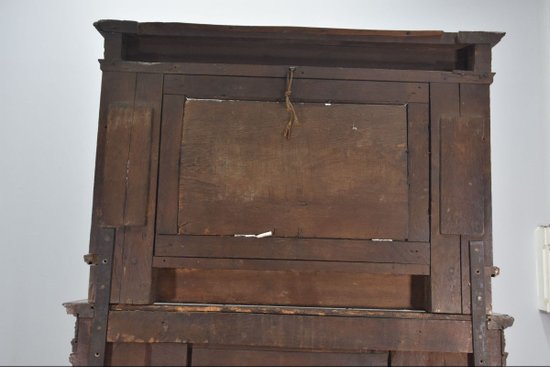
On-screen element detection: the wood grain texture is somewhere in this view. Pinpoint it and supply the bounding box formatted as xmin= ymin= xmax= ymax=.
xmin=407 ymin=103 xmax=430 ymax=241
xmin=153 ymin=257 xmax=429 ymax=275
xmin=178 ymin=100 xmax=409 ymax=239
xmin=106 ymin=343 xmax=188 ymax=366
xmin=429 ymin=83 xmax=462 ymax=313
xmin=156 ymin=94 xmax=186 ymax=234
xmin=90 ymin=71 xmax=136 ymax=303
xmin=107 ymin=310 xmax=473 ymax=353
xmin=155 ymin=235 xmax=430 ymax=264
xmin=101 ymin=60 xmax=495 ymax=84
xmin=440 ymin=116 xmax=485 ymax=236
xmin=192 ymin=346 xmax=388 ymax=366
xmin=164 ymin=75 xmax=428 ymax=103
xmin=118 ymin=73 xmax=163 ymax=304
xmin=390 ymin=351 xmax=469 ymax=366
xmin=154 ymin=268 xmax=427 ymax=309
xmin=459 ymin=83 xmax=493 ymax=314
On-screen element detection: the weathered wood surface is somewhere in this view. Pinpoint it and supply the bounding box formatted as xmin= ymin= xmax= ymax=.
xmin=100 ymin=60 xmax=495 ymax=84
xmin=155 ymin=235 xmax=429 ymax=264
xmin=390 ymin=351 xmax=469 ymax=366
xmin=106 ymin=343 xmax=188 ymax=366
xmin=107 ymin=310 xmax=473 ymax=353
xmin=440 ymin=116 xmax=485 ymax=236
xmin=154 ymin=268 xmax=426 ymax=308
xmin=178 ymin=100 xmax=409 ymax=239
xmin=153 ymin=257 xmax=429 ymax=275
xmin=429 ymin=83 xmax=462 ymax=313
xmin=192 ymin=347 xmax=388 ymax=366
xmin=164 ymin=75 xmax=428 ymax=103
xmin=118 ymin=73 xmax=164 ymax=304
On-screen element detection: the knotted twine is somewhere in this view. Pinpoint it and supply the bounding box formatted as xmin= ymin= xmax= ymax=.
xmin=282 ymin=67 xmax=299 ymax=139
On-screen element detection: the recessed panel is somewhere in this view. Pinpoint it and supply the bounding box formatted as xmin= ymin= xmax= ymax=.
xmin=179 ymin=100 xmax=408 ymax=239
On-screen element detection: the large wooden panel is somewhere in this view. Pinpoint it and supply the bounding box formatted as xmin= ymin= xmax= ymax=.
xmin=107 ymin=310 xmax=474 ymax=353
xmin=192 ymin=346 xmax=388 ymax=366
xmin=154 ymin=268 xmax=427 ymax=309
xmin=155 ymin=235 xmax=430 ymax=264
xmin=178 ymin=100 xmax=409 ymax=239
xmin=440 ymin=116 xmax=485 ymax=235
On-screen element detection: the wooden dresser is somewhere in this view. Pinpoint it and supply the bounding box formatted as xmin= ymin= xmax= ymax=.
xmin=64 ymin=20 xmax=513 ymax=366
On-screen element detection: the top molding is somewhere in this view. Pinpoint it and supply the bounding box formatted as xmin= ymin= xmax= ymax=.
xmin=94 ymin=19 xmax=505 ymax=47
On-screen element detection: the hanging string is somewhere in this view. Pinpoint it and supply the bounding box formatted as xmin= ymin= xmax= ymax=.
xmin=282 ymin=67 xmax=299 ymax=139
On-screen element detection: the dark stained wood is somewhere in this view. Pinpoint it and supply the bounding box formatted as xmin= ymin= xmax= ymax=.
xmin=470 ymin=241 xmax=488 ymax=366
xmin=88 ymin=228 xmax=116 ymax=366
xmin=440 ymin=116 xmax=485 ymax=235
xmin=111 ymin=303 xmax=471 ymax=321
xmin=155 ymin=235 xmax=430 ymax=264
xmin=100 ymin=105 xmax=133 ymax=226
xmin=192 ymin=346 xmax=388 ymax=366
xmin=153 ymin=257 xmax=429 ymax=275
xmin=154 ymin=268 xmax=427 ymax=309
xmin=101 ymin=60 xmax=495 ymax=84
xmin=70 ymin=317 xmax=92 ymax=366
xmin=107 ymin=310 xmax=474 ymax=353
xmin=110 ymin=227 xmax=125 ymax=303
xmin=390 ymin=351 xmax=469 ymax=366
xmin=118 ymin=73 xmax=164 ymax=304
xmin=178 ymin=100 xmax=409 ymax=240
xmin=165 ymin=75 xmax=428 ymax=103
xmin=407 ymin=103 xmax=430 ymax=241
xmin=459 ymin=83 xmax=493 ymax=314
xmin=106 ymin=343 xmax=188 ymax=366
xmin=156 ymin=94 xmax=186 ymax=234
xmin=123 ymin=106 xmax=153 ymax=226
xmin=429 ymin=83 xmax=462 ymax=314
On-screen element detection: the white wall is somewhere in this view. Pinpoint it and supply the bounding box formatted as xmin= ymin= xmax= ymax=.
xmin=1 ymin=0 xmax=548 ymax=365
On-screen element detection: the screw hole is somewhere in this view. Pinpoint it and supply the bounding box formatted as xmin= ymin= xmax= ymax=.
xmin=102 ymin=259 xmax=108 ymax=264
xmin=94 ymin=352 xmax=100 ymax=358
xmin=475 ymin=269 xmax=480 ymax=275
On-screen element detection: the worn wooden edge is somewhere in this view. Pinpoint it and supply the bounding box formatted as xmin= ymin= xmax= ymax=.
xmin=107 ymin=309 xmax=473 ymax=353
xmin=99 ymin=60 xmax=495 ymax=84
xmin=110 ymin=303 xmax=471 ymax=321
xmin=487 ymin=314 xmax=514 ymax=330
xmin=94 ymin=19 xmax=504 ymax=47
xmin=64 ymin=300 xmax=95 ymax=318
xmin=152 ymin=257 xmax=429 ymax=275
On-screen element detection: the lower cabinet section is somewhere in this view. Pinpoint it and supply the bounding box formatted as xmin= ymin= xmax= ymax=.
xmin=65 ymin=301 xmax=510 ymax=366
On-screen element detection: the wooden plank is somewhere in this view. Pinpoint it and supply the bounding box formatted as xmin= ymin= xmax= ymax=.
xmin=70 ymin=317 xmax=92 ymax=366
xmin=440 ymin=116 xmax=485 ymax=235
xmin=390 ymin=351 xmax=468 ymax=366
xmin=459 ymin=83 xmax=493 ymax=314
xmin=107 ymin=310 xmax=473 ymax=353
xmin=156 ymin=94 xmax=186 ymax=234
xmin=88 ymin=228 xmax=116 ymax=366
xmin=154 ymin=268 xmax=427 ymax=309
xmin=192 ymin=346 xmax=388 ymax=366
xmin=106 ymin=343 xmax=188 ymax=366
xmin=429 ymin=82 xmax=462 ymax=313
xmin=470 ymin=241 xmax=488 ymax=366
xmin=100 ymin=104 xmax=133 ymax=226
xmin=407 ymin=103 xmax=430 ymax=241
xmin=123 ymin=106 xmax=153 ymax=226
xmin=178 ymin=100 xmax=409 ymax=240
xmin=89 ymin=71 xmax=136 ymax=303
xmin=165 ymin=75 xmax=428 ymax=103
xmin=461 ymin=235 xmax=471 ymax=314
xmin=155 ymin=235 xmax=430 ymax=264
xmin=112 ymin=303 xmax=469 ymax=320
xmin=153 ymin=257 xmax=429 ymax=275
xmin=118 ymin=73 xmax=163 ymax=304
xmin=101 ymin=60 xmax=495 ymax=84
